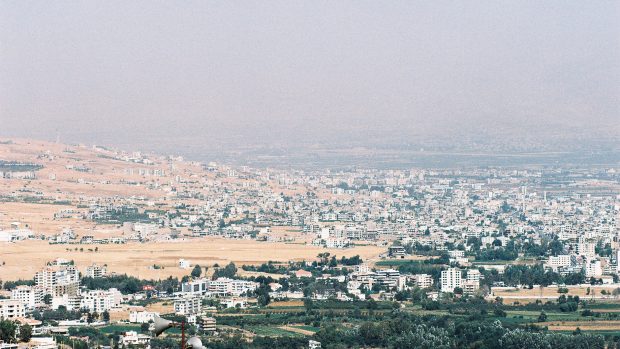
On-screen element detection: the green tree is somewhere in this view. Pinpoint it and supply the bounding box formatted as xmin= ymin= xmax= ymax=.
xmin=140 ymin=322 xmax=150 ymax=333
xmin=19 ymin=323 xmax=32 ymax=342
xmin=43 ymin=294 xmax=52 ymax=305
xmin=0 ymin=319 xmax=17 ymax=343
xmin=191 ymin=265 xmax=202 ymax=278
xmin=304 ymin=298 xmax=314 ymax=312
xmin=538 ymin=311 xmax=547 ymax=322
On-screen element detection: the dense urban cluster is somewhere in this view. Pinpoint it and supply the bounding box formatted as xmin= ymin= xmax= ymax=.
xmin=1 ymin=143 xmax=620 ymax=348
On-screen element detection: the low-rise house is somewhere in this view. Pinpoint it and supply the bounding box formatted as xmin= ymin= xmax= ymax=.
xmin=119 ymin=331 xmax=151 ymax=349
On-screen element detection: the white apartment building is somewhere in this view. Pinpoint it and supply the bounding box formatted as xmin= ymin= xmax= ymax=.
xmin=576 ymin=241 xmax=596 ymax=259
xmin=413 ymin=274 xmax=433 ymax=289
xmin=210 ymin=278 xmax=259 ymax=296
xmin=324 ymin=238 xmax=349 ymax=249
xmin=375 ymin=269 xmax=401 ymax=289
xmin=462 ymin=269 xmax=481 ymax=295
xmin=440 ymin=268 xmax=462 ymax=293
xmin=585 ymin=259 xmax=603 ymax=278
xmin=129 ymin=311 xmax=159 ymax=324
xmin=466 ymin=269 xmax=481 ymax=283
xmin=132 ymin=223 xmax=159 ymax=240
xmin=181 ymin=277 xmax=258 ymax=297
xmin=51 ymin=294 xmax=81 ymax=311
xmin=0 ymin=300 xmax=25 ymax=319
xmin=174 ymin=296 xmax=201 ymax=315
xmin=85 ymin=264 xmax=108 ymax=278
xmin=80 ymin=289 xmax=122 ymax=313
xmin=35 ymin=265 xmax=80 ymax=297
xmin=547 ymin=255 xmax=572 ymax=271
xmin=11 ymin=285 xmax=44 ymax=309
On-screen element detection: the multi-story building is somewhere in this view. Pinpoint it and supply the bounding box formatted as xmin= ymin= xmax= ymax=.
xmin=576 ymin=240 xmax=596 ymax=259
xmin=466 ymin=269 xmax=481 ymax=284
xmin=375 ymin=269 xmax=401 ymax=289
xmin=199 ymin=317 xmax=217 ymax=333
xmin=546 ymin=255 xmax=573 ymax=271
xmin=413 ymin=274 xmax=433 ymax=289
xmin=585 ymin=259 xmax=603 ymax=278
xmin=181 ymin=277 xmax=258 ymax=297
xmin=440 ymin=268 xmax=462 ymax=293
xmin=35 ymin=265 xmax=80 ymax=297
xmin=85 ymin=264 xmax=108 ymax=278
xmin=80 ymin=289 xmax=122 ymax=313
xmin=0 ymin=300 xmax=25 ymax=319
xmin=129 ymin=311 xmax=159 ymax=324
xmin=181 ymin=278 xmax=208 ymax=295
xmin=11 ymin=285 xmax=44 ymax=309
xmin=174 ymin=296 xmax=201 ymax=315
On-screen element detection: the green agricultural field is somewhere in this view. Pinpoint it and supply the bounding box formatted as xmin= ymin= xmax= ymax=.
xmin=291 ymin=325 xmax=320 ymax=333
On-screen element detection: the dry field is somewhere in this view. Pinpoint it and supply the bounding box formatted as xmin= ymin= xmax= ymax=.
xmin=541 ymin=320 xmax=620 ymax=331
xmin=0 ymin=239 xmax=383 ymax=281
xmin=0 ymin=202 xmax=96 ymax=236
xmin=278 ymin=325 xmax=315 ymax=336
xmin=493 ymin=285 xmax=620 ymax=300
xmin=268 ymin=300 xmax=304 ymax=308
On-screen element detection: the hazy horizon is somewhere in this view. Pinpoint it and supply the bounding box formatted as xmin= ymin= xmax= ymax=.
xmin=1 ymin=1 xmax=619 ymax=165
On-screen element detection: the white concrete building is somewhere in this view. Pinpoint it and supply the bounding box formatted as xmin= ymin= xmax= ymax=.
xmin=547 ymin=255 xmax=572 ymax=271
xmin=0 ymin=300 xmax=25 ymax=319
xmin=174 ymin=296 xmax=201 ymax=315
xmin=85 ymin=264 xmax=108 ymax=278
xmin=466 ymin=269 xmax=481 ymax=283
xmin=129 ymin=311 xmax=159 ymax=324
xmin=11 ymin=285 xmax=44 ymax=309
xmin=585 ymin=259 xmax=603 ymax=278
xmin=35 ymin=265 xmax=80 ymax=297
xmin=179 ymin=259 xmax=191 ymax=269
xmin=80 ymin=289 xmax=122 ymax=313
xmin=181 ymin=277 xmax=258 ymax=297
xmin=413 ymin=274 xmax=434 ymax=289
xmin=119 ymin=331 xmax=151 ymax=348
xmin=440 ymin=268 xmax=462 ymax=293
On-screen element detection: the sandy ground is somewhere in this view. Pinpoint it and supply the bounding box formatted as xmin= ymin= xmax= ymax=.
xmin=0 ymin=238 xmax=383 ymax=281
xmin=493 ymin=285 xmax=620 ymax=299
xmin=279 ymin=325 xmax=315 ymax=335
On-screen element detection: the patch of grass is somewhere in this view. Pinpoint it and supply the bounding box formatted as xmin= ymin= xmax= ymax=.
xmin=292 ymin=325 xmax=320 ymax=333
xmin=375 ymin=260 xmax=421 ymax=267
xmin=98 ymin=324 xmax=141 ymax=334
xmin=585 ymin=303 xmax=620 ymax=310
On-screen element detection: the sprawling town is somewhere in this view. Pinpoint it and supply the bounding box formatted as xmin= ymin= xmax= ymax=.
xmin=0 ymin=139 xmax=618 ymax=348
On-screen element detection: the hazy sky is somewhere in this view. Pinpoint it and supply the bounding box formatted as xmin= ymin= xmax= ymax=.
xmin=1 ymin=1 xmax=618 ymax=153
